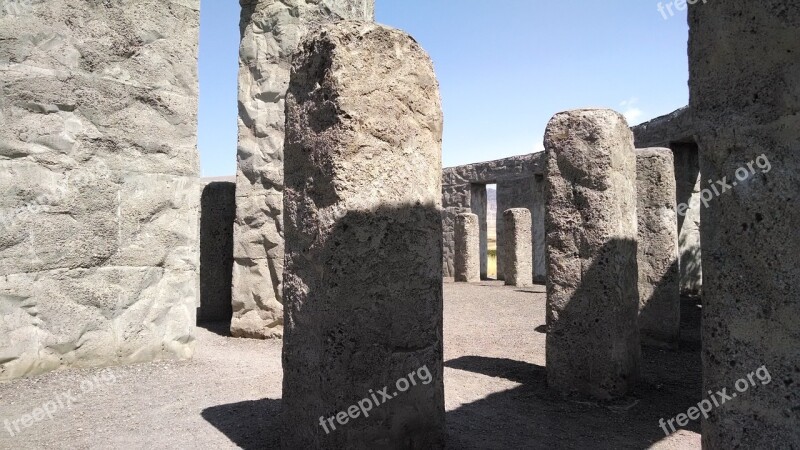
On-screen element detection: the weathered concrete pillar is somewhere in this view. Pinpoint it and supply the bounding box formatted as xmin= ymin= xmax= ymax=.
xmin=496 ymin=178 xmax=535 ymax=282
xmin=232 ymin=0 xmax=375 ymax=339
xmin=455 ymin=213 xmax=480 ymax=282
xmin=672 ymin=142 xmax=702 ymax=296
xmin=690 ymin=2 xmax=800 ymax=447
xmin=199 ymin=181 xmax=236 ymax=324
xmin=283 ymin=22 xmax=445 ymax=448
xmin=0 ymin=0 xmax=200 ymax=380
xmin=636 ymin=149 xmax=680 ymax=348
xmin=470 ymin=184 xmax=488 ymax=279
xmin=503 ymin=209 xmax=533 ymax=287
xmin=544 ymin=109 xmax=640 ymax=399
xmin=532 ymin=175 xmax=547 ymax=283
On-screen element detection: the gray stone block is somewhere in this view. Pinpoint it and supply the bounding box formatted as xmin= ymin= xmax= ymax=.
xmin=454 ymin=213 xmax=480 ymax=282
xmin=544 ymin=109 xmax=640 ymax=400
xmin=502 ymin=208 xmax=533 ymax=287
xmin=0 ymin=0 xmax=200 ymax=380
xmin=282 ymin=22 xmax=444 ymax=448
xmin=636 ymin=148 xmax=680 ymax=348
xmin=199 ymin=182 xmax=235 ymax=324
xmin=232 ymin=0 xmax=375 ymax=340
xmin=689 ymin=1 xmax=800 ymax=447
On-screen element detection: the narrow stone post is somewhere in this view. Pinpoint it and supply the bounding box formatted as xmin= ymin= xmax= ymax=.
xmin=455 ymin=213 xmax=480 ymax=282
xmin=636 ymin=148 xmax=680 ymax=348
xmin=544 ymin=109 xmax=640 ymax=399
xmin=282 ymin=22 xmax=445 ymax=449
xmin=232 ymin=0 xmax=375 ymax=339
xmin=502 ymin=209 xmax=533 ymax=287
xmin=690 ymin=2 xmax=800 ymax=447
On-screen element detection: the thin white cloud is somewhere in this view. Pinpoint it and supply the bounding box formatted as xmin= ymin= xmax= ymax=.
xmin=620 ymin=97 xmax=644 ymax=124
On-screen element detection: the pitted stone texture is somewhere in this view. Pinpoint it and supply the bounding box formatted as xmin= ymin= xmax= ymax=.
xmin=199 ymin=181 xmax=235 ymax=324
xmin=0 ymin=0 xmax=200 ymax=380
xmin=283 ymin=22 xmax=444 ymax=448
xmin=636 ymin=148 xmax=679 ymax=348
xmin=232 ymin=0 xmax=374 ymax=340
xmin=502 ymin=208 xmax=533 ymax=287
xmin=544 ymin=109 xmax=640 ymax=400
xmin=690 ymin=2 xmax=800 ymax=447
xmin=632 ymin=110 xmax=703 ymax=296
xmin=672 ymin=144 xmax=702 ymax=296
xmin=455 ymin=213 xmax=480 ymax=282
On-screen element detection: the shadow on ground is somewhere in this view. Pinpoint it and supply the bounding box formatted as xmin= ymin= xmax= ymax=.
xmin=196 ymin=321 xmax=232 ymax=337
xmin=202 ymin=398 xmax=281 ymax=449
xmin=445 ymin=295 xmax=702 ymax=449
xmin=201 ymin=300 xmax=701 ymax=449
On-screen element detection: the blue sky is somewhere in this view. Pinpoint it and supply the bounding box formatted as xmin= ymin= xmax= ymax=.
xmin=198 ymin=0 xmax=689 ymax=177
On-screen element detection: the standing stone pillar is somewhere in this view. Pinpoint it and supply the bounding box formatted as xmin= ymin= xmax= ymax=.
xmin=690 ymin=2 xmax=800 ymax=447
xmin=282 ymin=22 xmax=445 ymax=448
xmin=199 ymin=181 xmax=236 ymax=324
xmin=503 ymin=209 xmax=533 ymax=287
xmin=636 ymin=149 xmax=680 ymax=348
xmin=0 ymin=0 xmax=200 ymax=380
xmin=544 ymin=109 xmax=640 ymax=399
xmin=232 ymin=0 xmax=375 ymax=339
xmin=455 ymin=213 xmax=480 ymax=282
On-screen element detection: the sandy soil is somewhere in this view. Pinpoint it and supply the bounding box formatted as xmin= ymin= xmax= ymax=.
xmin=0 ymin=282 xmax=702 ymax=449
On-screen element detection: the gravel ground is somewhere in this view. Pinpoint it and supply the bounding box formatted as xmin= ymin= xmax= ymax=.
xmin=0 ymin=281 xmax=702 ymax=449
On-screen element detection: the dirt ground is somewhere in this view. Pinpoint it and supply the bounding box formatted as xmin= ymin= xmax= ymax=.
xmin=0 ymin=282 xmax=702 ymax=449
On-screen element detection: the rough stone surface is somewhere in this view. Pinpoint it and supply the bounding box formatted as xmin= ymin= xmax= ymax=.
xmin=672 ymin=143 xmax=702 ymax=296
xmin=282 ymin=22 xmax=445 ymax=448
xmin=636 ymin=149 xmax=680 ymax=348
xmin=502 ymin=209 xmax=533 ymax=287
xmin=631 ymin=107 xmax=694 ymax=148
xmin=633 ymin=109 xmax=702 ymax=296
xmin=199 ymin=181 xmax=236 ymax=324
xmin=0 ymin=0 xmax=200 ymax=381
xmin=689 ymin=2 xmax=800 ymax=447
xmin=455 ymin=214 xmax=480 ymax=282
xmin=232 ymin=0 xmax=374 ymax=339
xmin=442 ymin=153 xmax=543 ymax=279
xmin=544 ymin=109 xmax=640 ymax=399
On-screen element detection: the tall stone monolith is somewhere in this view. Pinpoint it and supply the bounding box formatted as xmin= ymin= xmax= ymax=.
xmin=503 ymin=208 xmax=533 ymax=287
xmin=689 ymin=2 xmax=800 ymax=447
xmin=636 ymin=148 xmax=680 ymax=348
xmin=282 ymin=22 xmax=445 ymax=448
xmin=544 ymin=109 xmax=640 ymax=399
xmin=232 ymin=0 xmax=375 ymax=339
xmin=0 ymin=0 xmax=200 ymax=381
xmin=455 ymin=213 xmax=480 ymax=282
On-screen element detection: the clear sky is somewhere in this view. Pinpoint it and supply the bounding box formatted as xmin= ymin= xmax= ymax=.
xmin=198 ymin=0 xmax=690 ymax=177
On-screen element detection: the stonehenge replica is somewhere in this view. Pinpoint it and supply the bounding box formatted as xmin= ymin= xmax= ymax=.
xmin=636 ymin=148 xmax=680 ymax=348
xmin=454 ymin=213 xmax=480 ymax=282
xmin=231 ymin=0 xmax=375 ymax=340
xmin=543 ymin=109 xmax=641 ymax=399
xmin=281 ymin=21 xmax=444 ymax=447
xmin=502 ymin=208 xmax=533 ymax=287
xmin=0 ymin=0 xmax=797 ymax=447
